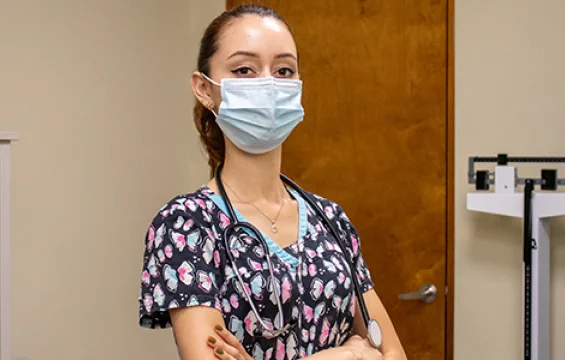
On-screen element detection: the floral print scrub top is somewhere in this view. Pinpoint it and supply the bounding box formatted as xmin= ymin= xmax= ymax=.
xmin=138 ymin=185 xmax=374 ymax=359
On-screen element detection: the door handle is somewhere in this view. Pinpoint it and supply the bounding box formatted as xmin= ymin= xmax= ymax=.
xmin=398 ymin=284 xmax=437 ymax=303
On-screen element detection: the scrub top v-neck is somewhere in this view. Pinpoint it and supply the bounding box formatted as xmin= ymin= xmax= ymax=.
xmin=205 ymin=185 xmax=308 ymax=269
xmin=138 ymin=185 xmax=374 ymax=359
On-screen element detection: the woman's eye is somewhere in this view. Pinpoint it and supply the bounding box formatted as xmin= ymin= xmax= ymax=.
xmin=276 ymin=68 xmax=295 ymax=77
xmin=231 ymin=67 xmax=253 ymax=76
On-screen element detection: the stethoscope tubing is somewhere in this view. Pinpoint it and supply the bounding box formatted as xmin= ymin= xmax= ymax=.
xmin=214 ymin=164 xmax=372 ymax=336
xmin=278 ymin=174 xmax=372 ymax=329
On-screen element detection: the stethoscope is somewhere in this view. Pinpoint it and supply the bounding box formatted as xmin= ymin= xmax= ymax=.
xmin=215 ymin=165 xmax=382 ymax=349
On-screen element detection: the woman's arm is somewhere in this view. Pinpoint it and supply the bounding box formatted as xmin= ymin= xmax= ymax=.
xmin=303 ymin=347 xmax=358 ymax=360
xmin=139 ymin=197 xmax=231 ymax=359
xmin=327 ymin=201 xmax=406 ymax=359
xmin=209 ymin=325 xmax=381 ymax=360
xmin=171 ymin=306 xmax=228 ymax=360
xmin=352 ymin=289 xmax=407 ymax=359
xmin=305 ymin=335 xmax=383 ymax=360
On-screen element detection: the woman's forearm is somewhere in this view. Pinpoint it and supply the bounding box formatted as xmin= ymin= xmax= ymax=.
xmin=305 ymin=347 xmax=358 ymax=360
xmin=383 ymin=351 xmax=407 ymax=360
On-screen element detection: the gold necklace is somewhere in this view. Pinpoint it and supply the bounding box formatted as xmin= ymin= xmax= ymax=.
xmin=223 ymin=181 xmax=286 ymax=234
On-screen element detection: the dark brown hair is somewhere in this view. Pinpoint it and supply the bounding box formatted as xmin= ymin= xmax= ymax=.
xmin=194 ymin=5 xmax=292 ymax=177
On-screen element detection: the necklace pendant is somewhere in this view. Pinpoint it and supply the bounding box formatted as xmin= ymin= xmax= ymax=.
xmin=271 ymin=222 xmax=279 ymax=234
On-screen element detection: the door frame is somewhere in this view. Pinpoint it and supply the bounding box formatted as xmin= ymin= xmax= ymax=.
xmin=446 ymin=0 xmax=455 ymax=358
xmin=224 ymin=1 xmax=456 ymax=358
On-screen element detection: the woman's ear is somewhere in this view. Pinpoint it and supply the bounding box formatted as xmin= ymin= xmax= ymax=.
xmin=191 ymin=71 xmax=215 ymax=110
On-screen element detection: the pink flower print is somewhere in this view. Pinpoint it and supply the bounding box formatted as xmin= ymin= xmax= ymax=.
xmin=286 ymin=333 xmax=298 ymax=359
xmin=303 ymin=304 xmax=314 ymax=323
xmin=213 ymin=250 xmax=220 ymax=267
xmin=281 ymin=276 xmax=293 ymax=304
xmin=309 ymin=325 xmax=316 ymax=341
xmin=351 ymin=234 xmax=359 ymax=255
xmin=184 ymin=199 xmax=197 ymax=211
xmin=310 ymin=278 xmax=324 ymax=300
xmin=248 ymin=259 xmax=263 ymax=271
xmin=244 ymin=311 xmax=257 ymax=335
xmin=202 ymin=238 xmax=214 ymax=264
xmin=164 ymin=245 xmax=173 ymax=258
xmin=154 ymin=224 xmax=166 ymax=248
xmin=305 ymin=248 xmax=317 ymax=259
xmin=219 ymin=212 xmax=230 ymax=229
xmin=324 ymin=206 xmax=334 ymax=219
xmin=222 ymin=298 xmax=231 ymax=313
xmin=141 ymin=271 xmax=150 ymax=286
xmin=229 ymin=294 xmax=239 ymax=309
xmin=147 ymin=226 xmax=155 ymax=251
xmin=325 ymin=239 xmax=336 ymax=251
xmin=319 ymin=317 xmax=331 ymax=346
xmin=195 ymin=198 xmax=206 ymax=209
xmin=170 ymin=231 xmax=186 ymax=252
xmin=142 ymin=293 xmax=153 ymax=313
xmin=197 ymin=271 xmax=213 ymax=293
xmin=308 ymin=264 xmax=317 ymax=277
xmin=332 ymin=295 xmax=343 ymax=310
xmin=301 ymin=328 xmax=309 ymax=342
xmin=314 ymin=303 xmax=325 ymax=324
xmin=177 ymin=261 xmax=195 ymax=285
xmin=275 ymin=338 xmax=285 ymax=360
xmin=152 ymin=284 xmax=165 ymax=307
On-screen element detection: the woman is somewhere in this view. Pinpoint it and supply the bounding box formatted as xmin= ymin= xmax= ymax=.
xmin=139 ymin=5 xmax=406 ymax=360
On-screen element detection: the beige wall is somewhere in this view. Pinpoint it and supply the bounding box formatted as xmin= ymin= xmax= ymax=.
xmin=454 ymin=1 xmax=565 ymax=359
xmin=1 ymin=1 xmax=222 ymax=359
xmin=1 ymin=0 xmax=564 ymax=359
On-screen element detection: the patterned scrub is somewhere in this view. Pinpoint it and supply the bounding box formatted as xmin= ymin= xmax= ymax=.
xmin=138 ymin=185 xmax=374 ymax=359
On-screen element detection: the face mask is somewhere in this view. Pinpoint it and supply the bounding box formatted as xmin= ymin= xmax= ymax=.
xmin=202 ymin=74 xmax=305 ymax=154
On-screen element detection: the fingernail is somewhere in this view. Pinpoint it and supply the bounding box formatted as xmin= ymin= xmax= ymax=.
xmin=215 ymin=325 xmax=223 ymax=331
xmin=215 ymin=348 xmax=224 ymax=355
xmin=207 ymin=336 xmax=216 ymax=344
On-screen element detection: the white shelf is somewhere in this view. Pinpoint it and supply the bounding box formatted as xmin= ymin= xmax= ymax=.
xmin=0 ymin=132 xmax=17 ymax=360
xmin=0 ymin=133 xmax=18 ymax=141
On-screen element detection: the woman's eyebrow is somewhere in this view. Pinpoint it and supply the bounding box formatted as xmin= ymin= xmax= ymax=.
xmin=274 ymin=53 xmax=297 ymax=61
xmin=227 ymin=50 xmax=259 ymax=60
xmin=226 ymin=51 xmax=297 ymax=61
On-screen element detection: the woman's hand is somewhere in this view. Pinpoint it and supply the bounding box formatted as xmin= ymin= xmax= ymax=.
xmin=342 ymin=335 xmax=384 ymax=360
xmin=205 ymin=325 xmax=384 ymax=360
xmin=206 ymin=325 xmax=253 ymax=360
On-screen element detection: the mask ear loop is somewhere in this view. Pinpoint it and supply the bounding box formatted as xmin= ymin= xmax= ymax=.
xmin=200 ymin=73 xmax=220 ymax=118
xmin=201 ymin=73 xmax=221 ymax=86
xmin=207 ymin=106 xmax=218 ymax=119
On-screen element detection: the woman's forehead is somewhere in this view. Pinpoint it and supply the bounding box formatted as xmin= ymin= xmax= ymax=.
xmin=216 ymin=15 xmax=297 ymax=60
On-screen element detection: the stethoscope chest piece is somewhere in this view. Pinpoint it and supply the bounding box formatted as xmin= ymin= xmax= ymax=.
xmin=367 ymin=319 xmax=383 ymax=349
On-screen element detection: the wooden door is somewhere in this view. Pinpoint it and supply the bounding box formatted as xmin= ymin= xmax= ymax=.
xmin=227 ymin=1 xmax=454 ymax=359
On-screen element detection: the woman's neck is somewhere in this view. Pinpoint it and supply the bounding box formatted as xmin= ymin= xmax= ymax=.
xmin=219 ymin=146 xmax=286 ymax=204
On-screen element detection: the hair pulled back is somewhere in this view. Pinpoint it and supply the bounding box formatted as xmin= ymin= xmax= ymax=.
xmin=194 ymin=5 xmax=291 ymax=177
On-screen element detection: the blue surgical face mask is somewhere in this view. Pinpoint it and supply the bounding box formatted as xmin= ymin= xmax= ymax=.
xmin=202 ymin=74 xmax=305 ymax=154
